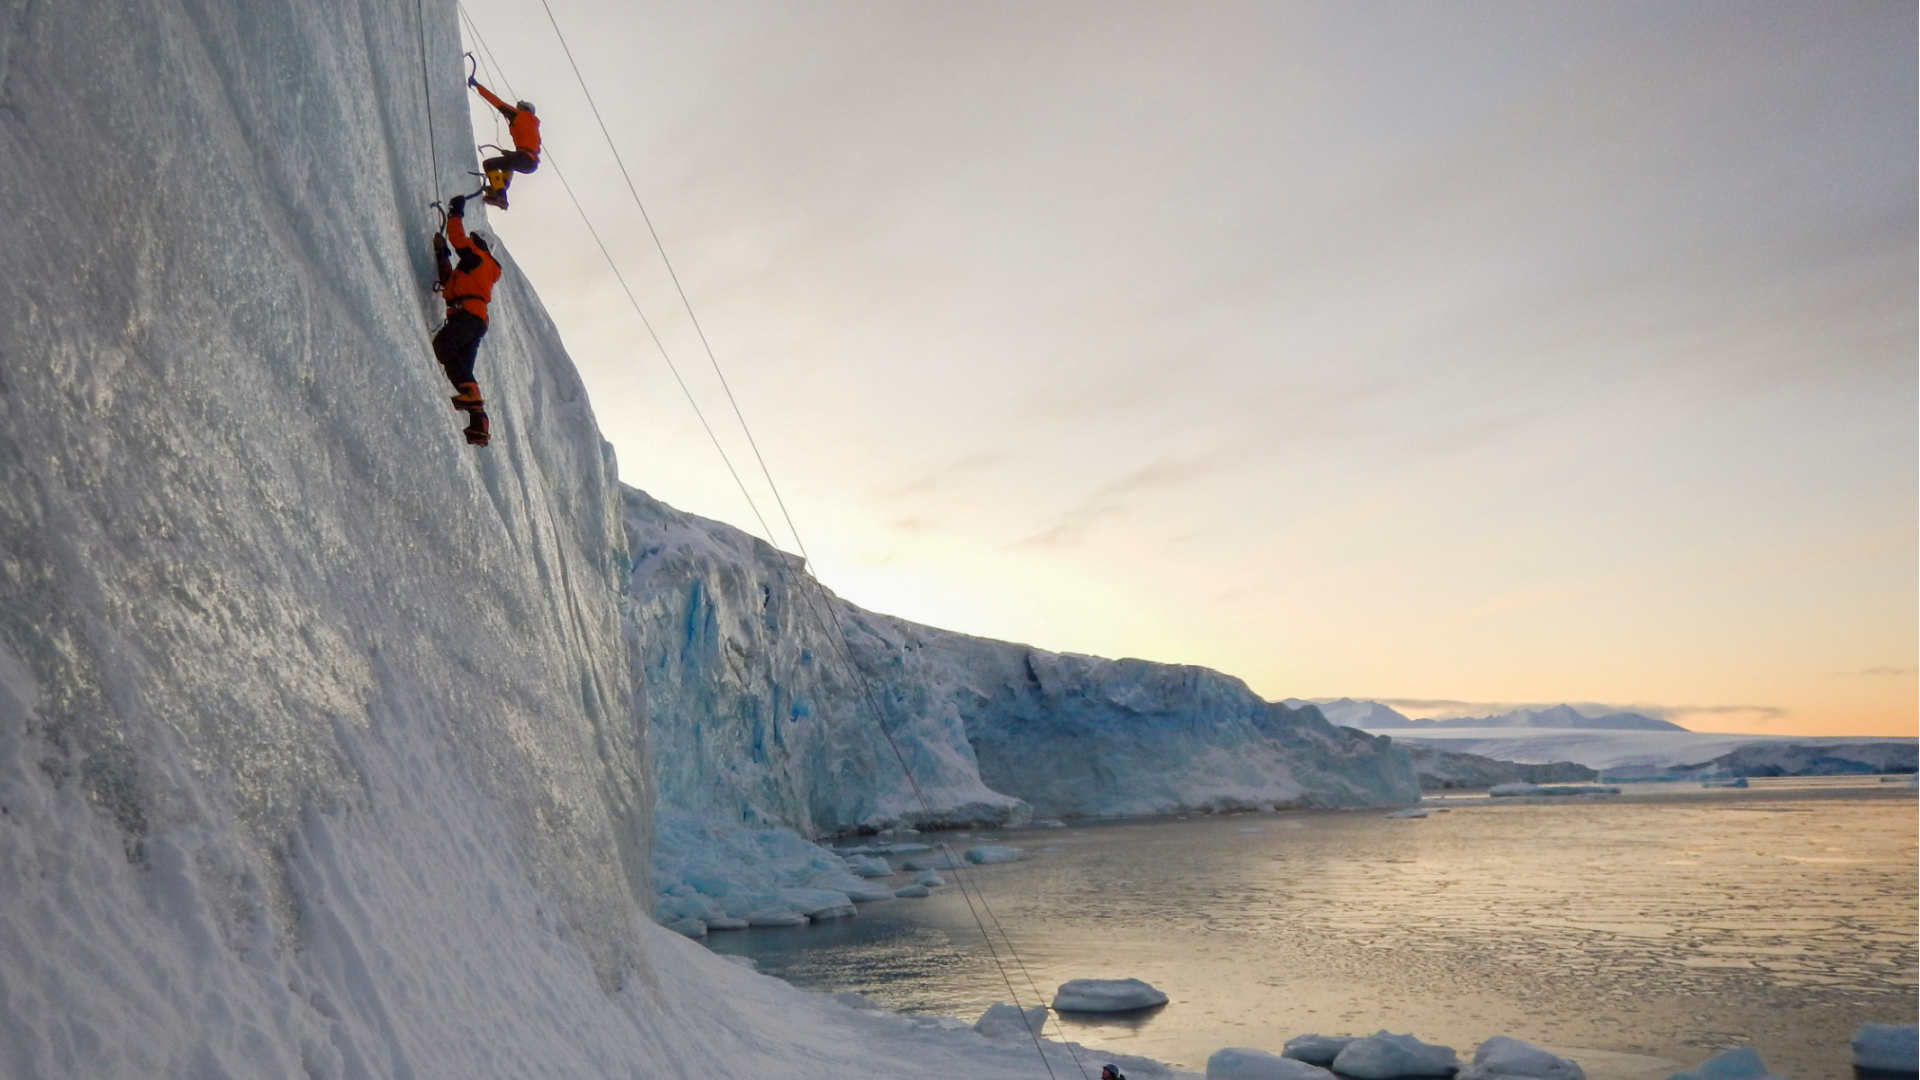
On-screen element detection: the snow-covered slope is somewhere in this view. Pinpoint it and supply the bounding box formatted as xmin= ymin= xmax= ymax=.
xmin=0 ymin=2 xmax=1206 ymax=1076
xmin=626 ymin=490 xmax=1420 ymax=830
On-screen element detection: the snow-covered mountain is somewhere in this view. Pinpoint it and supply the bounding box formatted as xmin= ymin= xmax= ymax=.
xmin=1302 ymin=699 xmax=1685 ymax=732
xmin=0 ymin=0 xmax=1408 ymax=1073
xmin=627 ymin=489 xmax=1419 ymax=831
xmin=1284 ymin=697 xmax=1416 ymax=729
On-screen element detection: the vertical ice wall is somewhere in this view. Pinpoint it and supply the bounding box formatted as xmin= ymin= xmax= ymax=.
xmin=0 ymin=0 xmax=669 ymax=1070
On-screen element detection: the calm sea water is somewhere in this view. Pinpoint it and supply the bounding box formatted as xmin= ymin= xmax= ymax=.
xmin=704 ymin=780 xmax=1917 ymax=1080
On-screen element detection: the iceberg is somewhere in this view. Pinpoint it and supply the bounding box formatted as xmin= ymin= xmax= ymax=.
xmin=1210 ymin=1047 xmax=1338 ymax=1080
xmin=846 ymin=854 xmax=894 ymax=877
xmin=966 ymin=845 xmax=1023 ymax=864
xmin=1459 ymin=1037 xmax=1586 ymax=1080
xmin=893 ymin=884 xmax=932 ymax=898
xmin=1663 ymin=1046 xmax=1787 ymax=1080
xmin=1488 ymin=783 xmax=1619 ymax=798
xmin=1052 ymin=978 xmax=1170 ymax=1013
xmin=1332 ymin=1032 xmax=1461 ymax=1079
xmin=1387 ymin=808 xmax=1429 ymax=819
xmin=1852 ymin=1023 xmax=1918 ymax=1074
xmin=975 ymin=1002 xmax=1050 ymax=1041
xmin=1283 ymin=1034 xmax=1358 ymax=1066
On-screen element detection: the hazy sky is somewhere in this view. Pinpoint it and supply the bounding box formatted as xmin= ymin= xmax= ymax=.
xmin=452 ymin=1 xmax=1915 ymax=736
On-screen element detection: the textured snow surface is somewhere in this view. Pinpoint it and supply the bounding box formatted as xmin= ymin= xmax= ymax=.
xmin=1209 ymin=1046 xmax=1339 ymax=1080
xmin=1851 ymin=1023 xmax=1918 ymax=1073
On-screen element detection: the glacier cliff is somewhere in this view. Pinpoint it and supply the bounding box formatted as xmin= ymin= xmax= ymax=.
xmin=626 ymin=488 xmax=1419 ymax=835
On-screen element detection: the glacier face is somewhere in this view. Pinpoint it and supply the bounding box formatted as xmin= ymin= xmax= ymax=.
xmin=626 ymin=489 xmax=1420 ymax=834
xmin=0 ymin=0 xmax=656 ymax=1038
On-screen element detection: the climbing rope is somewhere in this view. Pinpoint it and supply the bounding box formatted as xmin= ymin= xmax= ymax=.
xmin=456 ymin=9 xmax=1088 ymax=1078
xmin=414 ymin=0 xmax=439 ymax=191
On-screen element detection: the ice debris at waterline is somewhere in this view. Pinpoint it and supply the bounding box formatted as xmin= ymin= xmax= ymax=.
xmin=1665 ymin=1046 xmax=1788 ymax=1080
xmin=1387 ymin=808 xmax=1429 ymax=818
xmin=1489 ymin=783 xmax=1621 ymax=798
xmin=1210 ymin=1046 xmax=1337 ymax=1080
xmin=651 ymin=813 xmax=898 ymax=936
xmin=975 ymin=1003 xmax=1051 ymax=1041
xmin=1458 ymin=1037 xmax=1585 ymax=1080
xmin=1852 ymin=1023 xmax=1919 ymax=1074
xmin=1053 ymin=977 xmax=1171 ymax=1012
xmin=1284 ymin=1034 xmax=1359 ymax=1065
xmin=965 ymin=844 xmax=1023 ymax=863
xmin=1332 ymin=1031 xmax=1461 ymax=1079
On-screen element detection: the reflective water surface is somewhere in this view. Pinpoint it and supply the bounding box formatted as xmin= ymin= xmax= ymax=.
xmin=705 ymin=780 xmax=1917 ymax=1079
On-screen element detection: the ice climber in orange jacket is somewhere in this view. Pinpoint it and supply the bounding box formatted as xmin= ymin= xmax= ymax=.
xmin=431 ymin=195 xmax=501 ymax=446
xmin=469 ymin=76 xmax=540 ymax=210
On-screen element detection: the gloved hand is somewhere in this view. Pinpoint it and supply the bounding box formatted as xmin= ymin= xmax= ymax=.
xmin=468 ymin=75 xmax=478 ymax=87
xmin=433 ymin=233 xmax=449 ymax=255
xmin=447 ymin=194 xmax=466 ymax=217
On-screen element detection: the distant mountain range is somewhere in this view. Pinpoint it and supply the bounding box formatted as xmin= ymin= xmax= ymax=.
xmin=1284 ymin=698 xmax=1688 ymax=732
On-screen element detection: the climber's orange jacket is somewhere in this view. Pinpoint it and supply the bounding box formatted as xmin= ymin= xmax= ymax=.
xmin=474 ymin=82 xmax=541 ymax=159
xmin=442 ymin=216 xmax=501 ymax=323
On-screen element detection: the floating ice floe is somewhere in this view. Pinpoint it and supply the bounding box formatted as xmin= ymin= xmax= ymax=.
xmin=1488 ymin=783 xmax=1619 ymax=798
xmin=965 ymin=845 xmax=1022 ymax=864
xmin=1852 ymin=1023 xmax=1918 ymax=1073
xmin=1459 ymin=1037 xmax=1585 ymax=1080
xmin=1700 ymin=778 xmax=1748 ymax=789
xmin=1051 ymin=977 xmax=1169 ymax=1013
xmin=1209 ymin=1046 xmax=1337 ymax=1080
xmin=893 ymin=884 xmax=931 ymax=898
xmin=1664 ymin=1046 xmax=1787 ymax=1080
xmin=745 ymin=908 xmax=809 ymax=928
xmin=1283 ymin=1034 xmax=1357 ymax=1066
xmin=902 ymin=852 xmax=964 ymax=871
xmin=974 ymin=1003 xmax=1050 ymax=1041
xmin=1386 ymin=808 xmax=1428 ymax=819
xmin=1238 ymin=826 xmax=1266 ymax=833
xmin=845 ymin=855 xmax=893 ymax=877
xmin=1332 ymin=1031 xmax=1460 ymax=1079
xmin=915 ymin=869 xmax=946 ymax=887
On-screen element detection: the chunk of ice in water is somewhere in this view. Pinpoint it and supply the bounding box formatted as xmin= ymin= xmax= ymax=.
xmin=1460 ymin=1037 xmax=1585 ymax=1080
xmin=1209 ymin=1046 xmax=1337 ymax=1080
xmin=914 ymin=870 xmax=944 ymax=887
xmin=1283 ymin=1034 xmax=1357 ymax=1066
xmin=1851 ymin=1024 xmax=1917 ymax=1074
xmin=1332 ymin=1031 xmax=1460 ymax=1079
xmin=902 ymin=852 xmax=962 ymax=871
xmin=965 ymin=845 xmax=1021 ymax=864
xmin=893 ymin=884 xmax=931 ymax=898
xmin=1052 ymin=977 xmax=1169 ymax=1013
xmin=974 ymin=1002 xmax=1049 ymax=1041
xmin=1664 ymin=1047 xmax=1787 ymax=1080
xmin=1386 ymin=808 xmax=1428 ymax=819
xmin=845 ymin=855 xmax=892 ymax=877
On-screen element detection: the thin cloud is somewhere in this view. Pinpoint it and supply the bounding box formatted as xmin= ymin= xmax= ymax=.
xmin=1826 ymin=666 xmax=1919 ymax=678
xmin=1014 ymin=451 xmax=1222 ymax=548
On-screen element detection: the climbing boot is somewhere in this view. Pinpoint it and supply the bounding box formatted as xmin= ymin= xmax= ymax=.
xmin=450 ymin=382 xmax=484 ymax=410
xmin=482 ymin=169 xmax=508 ymax=209
xmin=463 ymin=410 xmax=491 ymax=447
